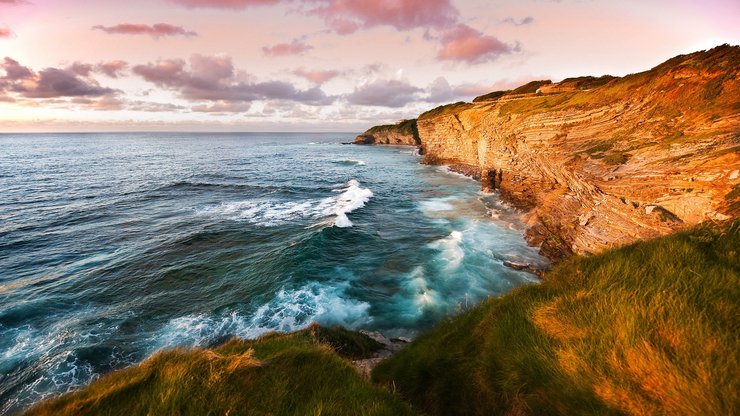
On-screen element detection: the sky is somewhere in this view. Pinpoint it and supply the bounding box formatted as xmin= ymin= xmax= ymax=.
xmin=0 ymin=0 xmax=738 ymax=132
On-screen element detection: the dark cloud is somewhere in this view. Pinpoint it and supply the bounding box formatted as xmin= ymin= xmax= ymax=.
xmin=92 ymin=23 xmax=197 ymax=38
xmin=22 ymin=68 xmax=115 ymax=98
xmin=1 ymin=57 xmax=116 ymax=99
xmin=133 ymin=54 xmax=334 ymax=105
xmin=1 ymin=57 xmax=33 ymax=80
xmin=346 ymin=78 xmax=422 ymax=107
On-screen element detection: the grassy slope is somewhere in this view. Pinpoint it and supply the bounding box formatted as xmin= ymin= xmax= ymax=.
xmin=373 ymin=220 xmax=739 ymax=415
xmin=365 ymin=119 xmax=418 ymax=137
xmin=25 ymin=325 xmax=416 ymax=416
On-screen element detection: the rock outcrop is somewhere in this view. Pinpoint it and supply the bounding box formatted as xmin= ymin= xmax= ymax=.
xmin=354 ymin=119 xmax=420 ymax=145
xmin=360 ymin=44 xmax=740 ymax=261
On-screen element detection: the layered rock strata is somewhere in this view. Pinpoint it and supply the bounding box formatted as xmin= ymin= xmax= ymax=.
xmin=361 ymin=45 xmax=740 ymax=261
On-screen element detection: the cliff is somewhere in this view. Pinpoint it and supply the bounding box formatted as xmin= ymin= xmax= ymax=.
xmin=354 ymin=118 xmax=420 ymax=145
xmin=362 ymin=44 xmax=740 ymax=260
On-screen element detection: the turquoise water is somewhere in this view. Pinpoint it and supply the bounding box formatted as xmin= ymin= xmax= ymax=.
xmin=0 ymin=133 xmax=546 ymax=413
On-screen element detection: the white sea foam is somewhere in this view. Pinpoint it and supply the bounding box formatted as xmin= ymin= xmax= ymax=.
xmin=418 ymin=198 xmax=455 ymax=212
xmin=198 ymin=180 xmax=372 ymax=228
xmin=428 ymin=230 xmax=465 ymax=269
xmin=0 ymin=312 xmax=119 ymax=414
xmin=153 ymin=281 xmax=371 ymax=350
xmin=333 ymin=159 xmax=366 ymax=166
xmin=326 ymin=179 xmax=373 ymax=228
xmin=435 ymin=165 xmax=477 ymax=181
xmin=198 ymin=199 xmax=332 ymax=226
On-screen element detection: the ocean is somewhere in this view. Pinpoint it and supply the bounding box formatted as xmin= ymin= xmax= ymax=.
xmin=0 ymin=132 xmax=546 ymax=414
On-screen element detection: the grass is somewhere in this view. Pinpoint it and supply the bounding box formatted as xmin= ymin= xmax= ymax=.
xmin=25 ymin=325 xmax=415 ymax=416
xmin=373 ymin=220 xmax=740 ymax=415
xmin=419 ymin=102 xmax=473 ymax=120
xmin=472 ymin=90 xmax=509 ymax=102
xmin=510 ymin=80 xmax=552 ymax=94
xmin=366 ymin=118 xmax=418 ymax=138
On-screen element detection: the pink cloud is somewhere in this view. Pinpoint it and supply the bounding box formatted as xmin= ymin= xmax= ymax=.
xmin=1 ymin=57 xmax=33 ymax=80
xmin=92 ymin=23 xmax=197 ymax=38
xmin=1 ymin=57 xmax=116 ymax=99
xmin=133 ymin=54 xmax=333 ymax=105
xmin=308 ymin=0 xmax=458 ymax=34
xmin=170 ymin=0 xmax=282 ymax=8
xmin=98 ymin=60 xmax=128 ymax=78
xmin=262 ymin=40 xmax=313 ymax=56
xmin=293 ymin=67 xmax=340 ymax=84
xmin=346 ymin=78 xmax=422 ymax=107
xmin=0 ymin=0 xmax=28 ymax=4
xmin=0 ymin=28 xmax=12 ymax=38
xmin=67 ymin=62 xmax=94 ymax=77
xmin=437 ymin=24 xmax=512 ymax=64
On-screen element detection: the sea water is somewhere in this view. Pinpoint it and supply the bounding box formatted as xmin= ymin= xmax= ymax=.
xmin=0 ymin=132 xmax=546 ymax=413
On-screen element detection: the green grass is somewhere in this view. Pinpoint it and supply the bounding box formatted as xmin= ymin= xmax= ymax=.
xmin=373 ymin=220 xmax=740 ymax=415
xmin=509 ymin=80 xmax=552 ymax=94
xmin=419 ymin=102 xmax=473 ymax=120
xmin=25 ymin=325 xmax=415 ymax=416
xmin=366 ymin=118 xmax=418 ymax=138
xmin=472 ymin=90 xmax=509 ymax=102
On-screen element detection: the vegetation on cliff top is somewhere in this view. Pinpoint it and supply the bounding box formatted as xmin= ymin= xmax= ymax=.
xmin=373 ymin=220 xmax=739 ymax=415
xmin=25 ymin=325 xmax=414 ymax=416
xmin=365 ymin=118 xmax=418 ymax=137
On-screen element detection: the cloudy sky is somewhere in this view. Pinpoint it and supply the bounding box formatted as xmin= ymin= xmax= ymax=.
xmin=0 ymin=0 xmax=738 ymax=132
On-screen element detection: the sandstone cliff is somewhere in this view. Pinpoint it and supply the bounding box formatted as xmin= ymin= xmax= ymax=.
xmin=361 ymin=45 xmax=740 ymax=261
xmin=355 ymin=119 xmax=420 ymax=145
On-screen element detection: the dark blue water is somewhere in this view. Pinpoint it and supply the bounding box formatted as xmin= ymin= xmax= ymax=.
xmin=0 ymin=132 xmax=546 ymax=414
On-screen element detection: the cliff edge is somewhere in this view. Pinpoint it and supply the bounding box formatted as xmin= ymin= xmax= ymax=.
xmin=360 ymin=44 xmax=740 ymax=261
xmin=354 ymin=118 xmax=420 ymax=145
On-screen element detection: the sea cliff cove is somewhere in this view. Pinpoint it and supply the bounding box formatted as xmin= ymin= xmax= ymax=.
xmin=1 ymin=1 xmax=739 ymax=415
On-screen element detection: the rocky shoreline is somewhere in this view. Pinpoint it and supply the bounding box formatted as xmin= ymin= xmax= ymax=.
xmin=355 ymin=45 xmax=739 ymax=262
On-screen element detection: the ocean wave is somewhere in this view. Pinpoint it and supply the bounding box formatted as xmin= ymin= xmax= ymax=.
xmin=195 ymin=179 xmax=372 ymax=228
xmin=197 ymin=199 xmax=333 ymax=226
xmin=428 ymin=230 xmax=465 ymax=269
xmin=153 ymin=281 xmax=371 ymax=350
xmin=332 ymin=159 xmax=366 ymax=166
xmin=328 ymin=179 xmax=373 ymax=228
xmin=435 ymin=165 xmax=477 ymax=181
xmin=0 ymin=315 xmax=121 ymax=415
xmin=418 ymin=197 xmax=456 ymax=213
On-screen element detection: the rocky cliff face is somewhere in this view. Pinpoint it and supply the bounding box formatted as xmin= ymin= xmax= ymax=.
xmin=362 ymin=45 xmax=740 ymax=261
xmin=355 ymin=119 xmax=420 ymax=145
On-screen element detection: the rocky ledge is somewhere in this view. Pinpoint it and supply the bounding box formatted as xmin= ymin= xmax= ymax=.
xmin=354 ymin=118 xmax=420 ymax=145
xmin=358 ymin=45 xmax=740 ymax=261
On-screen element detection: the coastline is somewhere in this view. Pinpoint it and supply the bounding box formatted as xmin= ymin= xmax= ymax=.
xmin=355 ymin=45 xmax=739 ymax=262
